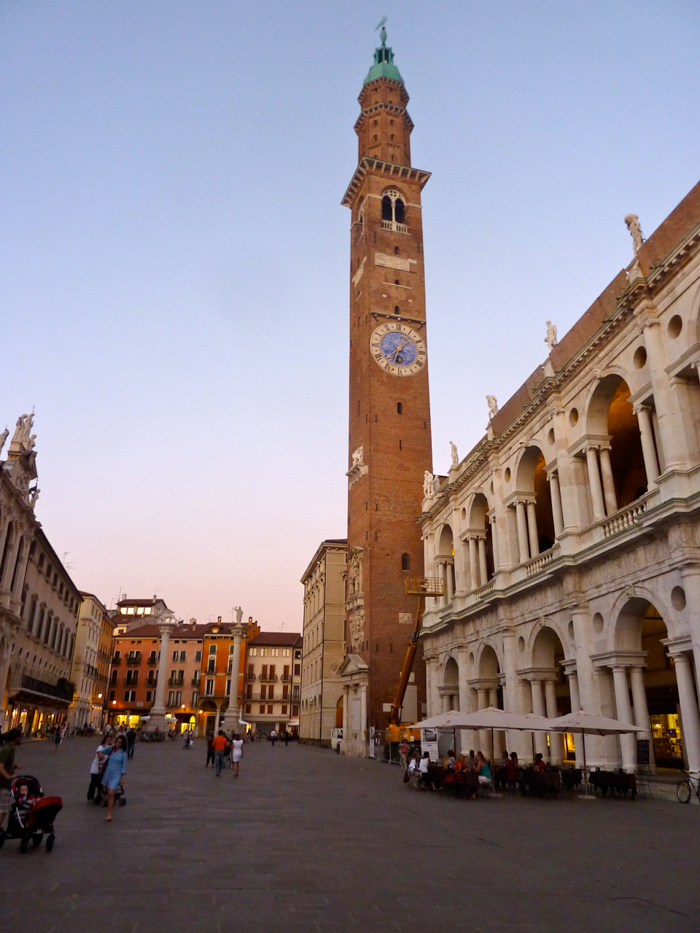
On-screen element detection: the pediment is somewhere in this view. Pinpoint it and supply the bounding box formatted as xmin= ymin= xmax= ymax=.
xmin=338 ymin=653 xmax=369 ymax=676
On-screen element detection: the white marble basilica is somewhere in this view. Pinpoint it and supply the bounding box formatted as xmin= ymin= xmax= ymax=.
xmin=419 ymin=182 xmax=700 ymax=773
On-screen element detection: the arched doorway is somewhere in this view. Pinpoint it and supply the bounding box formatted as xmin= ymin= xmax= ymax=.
xmin=335 ymin=695 xmax=343 ymax=729
xmin=475 ymin=645 xmax=503 ymax=761
xmin=464 ymin=493 xmax=494 ymax=590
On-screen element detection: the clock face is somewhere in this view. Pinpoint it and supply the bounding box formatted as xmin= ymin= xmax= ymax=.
xmin=369 ymin=322 xmax=426 ymax=376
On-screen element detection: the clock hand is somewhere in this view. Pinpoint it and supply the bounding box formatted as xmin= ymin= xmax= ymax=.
xmin=388 ymin=337 xmax=408 ymax=363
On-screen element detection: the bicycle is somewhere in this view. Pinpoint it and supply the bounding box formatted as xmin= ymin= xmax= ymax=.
xmin=676 ymin=770 xmax=700 ymax=804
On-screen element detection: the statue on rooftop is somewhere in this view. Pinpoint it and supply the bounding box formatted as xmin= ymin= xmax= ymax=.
xmin=423 ymin=470 xmax=434 ymax=499
xmin=625 ymin=214 xmax=644 ymax=254
xmin=449 ymin=441 xmax=459 ymax=470
xmin=0 ymin=428 xmax=8 ymax=457
xmin=487 ymin=395 xmax=499 ymax=419
xmin=545 ymin=321 xmax=558 ymax=351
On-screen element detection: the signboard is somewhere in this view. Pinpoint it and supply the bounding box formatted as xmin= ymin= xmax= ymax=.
xmin=420 ymin=728 xmax=439 ymax=761
xmin=637 ymin=738 xmax=650 ymax=766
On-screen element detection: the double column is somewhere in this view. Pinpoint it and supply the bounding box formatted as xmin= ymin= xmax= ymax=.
xmin=583 ymin=443 xmax=617 ymax=522
xmin=514 ymin=496 xmax=538 ymax=564
xmin=546 ymin=472 xmax=564 ymax=538
xmin=633 ymin=405 xmax=661 ymax=484
xmin=464 ymin=534 xmax=487 ymax=592
xmin=436 ymin=558 xmax=454 ymax=605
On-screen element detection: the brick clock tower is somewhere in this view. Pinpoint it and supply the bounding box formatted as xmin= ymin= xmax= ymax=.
xmin=339 ymin=28 xmax=433 ymax=756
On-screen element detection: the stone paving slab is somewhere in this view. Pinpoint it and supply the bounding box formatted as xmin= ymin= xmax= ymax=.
xmin=1 ymin=737 xmax=699 ymax=932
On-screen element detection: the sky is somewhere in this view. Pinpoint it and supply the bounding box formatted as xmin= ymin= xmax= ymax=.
xmin=1 ymin=1 xmax=699 ymax=629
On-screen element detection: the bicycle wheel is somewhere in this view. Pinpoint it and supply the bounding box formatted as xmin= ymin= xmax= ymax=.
xmin=677 ymin=779 xmax=691 ymax=804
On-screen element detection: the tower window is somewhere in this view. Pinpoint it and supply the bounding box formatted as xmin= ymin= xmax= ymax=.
xmin=394 ymin=279 xmax=399 ymax=285
xmin=390 ymin=119 xmax=394 ymax=126
xmin=401 ymin=553 xmax=410 ymax=571
xmin=397 ymin=402 xmax=402 ymax=414
xmin=394 ymin=306 xmax=399 ymax=314
xmin=373 ymin=120 xmax=378 ymax=127
xmin=381 ymin=189 xmax=405 ymax=226
xmin=394 ymin=246 xmax=400 ymax=255
xmin=373 ymin=135 xmax=378 ymax=142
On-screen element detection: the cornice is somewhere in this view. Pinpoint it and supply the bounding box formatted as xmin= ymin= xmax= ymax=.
xmin=341 ymin=158 xmax=431 ymax=207
xmin=355 ymin=102 xmax=414 ymax=135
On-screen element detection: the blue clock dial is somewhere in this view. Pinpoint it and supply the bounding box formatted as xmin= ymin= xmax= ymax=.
xmin=379 ymin=332 xmax=417 ymax=366
xmin=370 ymin=322 xmax=427 ymax=377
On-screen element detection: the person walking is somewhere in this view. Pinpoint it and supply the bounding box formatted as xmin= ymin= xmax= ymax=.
xmin=205 ymin=731 xmax=215 ymax=768
xmin=271 ymin=730 xmax=276 ymax=747
xmin=0 ymin=728 xmax=21 ymax=831
xmin=87 ymin=734 xmax=113 ymax=802
xmin=212 ymin=730 xmax=227 ymax=776
xmin=53 ymin=724 xmax=62 ymax=752
xmin=283 ymin=731 xmax=289 ymax=747
xmin=126 ymin=727 xmax=137 ymax=761
xmin=231 ymin=733 xmax=244 ymax=777
xmin=103 ymin=734 xmax=128 ymax=822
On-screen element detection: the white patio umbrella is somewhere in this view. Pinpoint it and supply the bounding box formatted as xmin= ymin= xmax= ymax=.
xmin=411 ymin=711 xmax=469 ymax=730
xmin=546 ymin=712 xmax=644 ymax=798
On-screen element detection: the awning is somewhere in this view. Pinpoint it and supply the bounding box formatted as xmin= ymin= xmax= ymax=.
xmin=286 ymin=720 xmax=300 ymax=727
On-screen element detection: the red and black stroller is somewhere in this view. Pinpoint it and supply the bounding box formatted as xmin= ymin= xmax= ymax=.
xmin=0 ymin=775 xmax=62 ymax=853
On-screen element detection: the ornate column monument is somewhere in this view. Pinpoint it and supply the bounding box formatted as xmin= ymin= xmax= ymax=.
xmin=148 ymin=608 xmax=177 ymax=735
xmin=228 ymin=606 xmax=246 ymax=731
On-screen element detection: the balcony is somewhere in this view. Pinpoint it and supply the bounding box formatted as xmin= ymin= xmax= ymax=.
xmin=190 ymin=677 xmax=200 ymax=686
xmin=281 ymin=674 xmax=291 ymax=683
xmin=168 ymin=676 xmax=184 ymax=687
xmin=126 ymin=656 xmax=141 ymax=667
xmin=381 ymin=219 xmax=408 ymax=234
xmin=147 ymin=657 xmax=157 ymax=666
xmin=111 ymin=656 xmax=121 ymax=665
xmin=259 ymin=674 xmax=278 ymax=682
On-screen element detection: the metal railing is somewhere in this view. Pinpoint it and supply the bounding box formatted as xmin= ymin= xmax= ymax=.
xmin=381 ymin=220 xmax=408 ymax=234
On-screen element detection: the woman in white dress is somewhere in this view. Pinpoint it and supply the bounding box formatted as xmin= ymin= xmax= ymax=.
xmin=231 ymin=733 xmax=244 ymax=777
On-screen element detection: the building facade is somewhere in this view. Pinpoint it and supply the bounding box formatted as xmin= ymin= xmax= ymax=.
xmin=0 ymin=415 xmax=82 ymax=734
xmin=198 ymin=617 xmax=260 ymax=735
xmin=243 ymin=632 xmax=301 ymax=735
xmin=420 ymin=181 xmax=700 ymax=774
xmin=339 ymin=28 xmax=432 ymax=756
xmin=69 ymin=592 xmax=115 ymax=730
xmin=300 ymin=540 xmax=347 ymax=746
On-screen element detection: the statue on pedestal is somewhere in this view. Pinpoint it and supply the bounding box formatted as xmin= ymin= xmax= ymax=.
xmin=486 ymin=395 xmax=499 ymax=420
xmin=423 ymin=470 xmax=434 ymax=499
xmin=545 ymin=321 xmax=558 ymax=351
xmin=625 ymin=213 xmax=644 ymax=254
xmin=449 ymin=441 xmax=459 ymax=470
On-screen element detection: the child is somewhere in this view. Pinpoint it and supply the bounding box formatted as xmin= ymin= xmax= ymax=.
xmin=15 ymin=783 xmax=37 ymax=823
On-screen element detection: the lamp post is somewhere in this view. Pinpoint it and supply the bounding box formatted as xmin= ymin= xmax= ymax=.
xmin=148 ymin=609 xmax=177 ymax=735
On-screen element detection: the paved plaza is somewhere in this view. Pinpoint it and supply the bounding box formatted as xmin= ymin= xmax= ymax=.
xmin=1 ymin=738 xmax=700 ymax=933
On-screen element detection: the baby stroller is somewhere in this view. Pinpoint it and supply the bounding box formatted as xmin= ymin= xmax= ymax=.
xmin=0 ymin=775 xmax=62 ymax=853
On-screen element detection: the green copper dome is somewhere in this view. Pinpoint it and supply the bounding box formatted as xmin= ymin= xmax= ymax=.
xmin=363 ymin=28 xmax=403 ymax=86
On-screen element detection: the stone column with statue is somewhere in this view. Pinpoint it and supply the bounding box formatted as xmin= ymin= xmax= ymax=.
xmin=147 ymin=610 xmax=178 ymax=735
xmin=228 ymin=606 xmax=246 ymax=731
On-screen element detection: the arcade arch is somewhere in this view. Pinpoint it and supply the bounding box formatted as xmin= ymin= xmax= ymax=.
xmin=512 ymin=446 xmax=555 ymax=563
xmin=610 ymin=596 xmax=700 ymax=771
xmin=435 ymin=524 xmax=455 ymax=606
xmin=462 ymin=493 xmax=494 ymax=592
xmin=585 ymin=375 xmax=656 ymax=520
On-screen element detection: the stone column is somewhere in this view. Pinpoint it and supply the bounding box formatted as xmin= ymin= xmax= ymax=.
xmin=567 ymin=671 xmax=581 ymax=712
xmin=148 ymin=613 xmax=177 ymax=734
xmin=544 ymin=679 xmax=563 ymax=763
xmin=438 ymin=562 xmax=447 ymax=607
xmin=468 ymin=537 xmax=479 ymax=590
xmin=530 ymin=678 xmax=547 ymax=758
xmin=526 ymin=501 xmax=539 ymax=558
xmin=672 ymin=652 xmax=700 ymax=773
xmin=598 ymin=447 xmax=618 ymax=516
xmin=635 ymin=406 xmax=660 ymax=483
xmin=477 ymin=538 xmax=488 ymax=587
xmin=445 ymin=561 xmax=454 ymax=603
xmin=515 ymin=501 xmax=530 ymax=563
xmin=228 ymin=621 xmax=246 ymax=731
xmin=359 ymin=682 xmax=368 ymax=754
xmin=611 ymin=666 xmax=636 ymax=771
xmin=629 ymin=665 xmax=655 ymax=773
xmin=342 ymin=685 xmax=349 ymax=742
xmin=489 ymin=686 xmax=503 ymax=761
xmin=457 ymin=649 xmax=470 ymax=713
xmin=549 ymin=473 xmax=564 ymax=538
xmin=585 ymin=447 xmax=606 ymax=521
xmin=488 ymin=515 xmax=499 ymax=570
xmin=476 ymin=686 xmax=490 ymax=760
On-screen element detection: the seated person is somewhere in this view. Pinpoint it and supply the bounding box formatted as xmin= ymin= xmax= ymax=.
xmin=444 ymin=749 xmax=456 ymax=770
xmin=418 ymin=752 xmax=433 ymax=789
xmin=465 ymin=749 xmax=477 ymax=771
xmin=506 ymin=751 xmax=519 ymax=784
xmin=454 ymin=754 xmax=467 ymax=772
xmin=15 ymin=783 xmax=37 ymax=818
xmin=475 ymin=752 xmax=492 ymax=786
xmin=534 ymin=753 xmax=547 ymax=771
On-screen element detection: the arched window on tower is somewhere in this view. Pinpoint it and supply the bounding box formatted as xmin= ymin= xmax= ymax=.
xmin=381 ymin=189 xmax=407 ymax=232
xmin=401 ymin=553 xmax=410 ymax=571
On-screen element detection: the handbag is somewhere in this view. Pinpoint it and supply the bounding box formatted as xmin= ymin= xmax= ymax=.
xmin=99 ymin=747 xmax=113 ymax=781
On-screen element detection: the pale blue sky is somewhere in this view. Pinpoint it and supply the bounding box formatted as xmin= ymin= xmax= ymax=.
xmin=1 ymin=1 xmax=698 ymax=627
